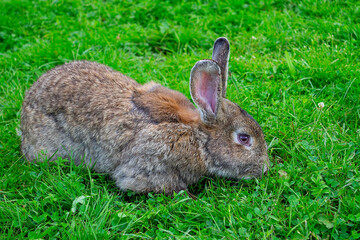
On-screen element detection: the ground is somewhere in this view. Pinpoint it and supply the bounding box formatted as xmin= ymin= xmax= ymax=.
xmin=0 ymin=0 xmax=359 ymax=239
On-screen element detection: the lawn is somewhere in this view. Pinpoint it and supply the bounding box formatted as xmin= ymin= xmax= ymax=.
xmin=0 ymin=0 xmax=359 ymax=239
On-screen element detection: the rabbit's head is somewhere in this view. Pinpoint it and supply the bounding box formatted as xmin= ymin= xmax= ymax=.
xmin=190 ymin=37 xmax=269 ymax=179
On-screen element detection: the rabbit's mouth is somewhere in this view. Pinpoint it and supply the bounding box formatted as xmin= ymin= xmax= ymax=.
xmin=239 ymin=171 xmax=262 ymax=180
xmin=239 ymin=164 xmax=268 ymax=179
xmin=241 ymin=175 xmax=253 ymax=180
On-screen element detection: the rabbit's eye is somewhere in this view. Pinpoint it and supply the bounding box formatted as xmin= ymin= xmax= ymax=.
xmin=232 ymin=131 xmax=252 ymax=147
xmin=237 ymin=134 xmax=251 ymax=146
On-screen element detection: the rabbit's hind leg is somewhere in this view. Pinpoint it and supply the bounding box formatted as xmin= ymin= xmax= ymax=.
xmin=21 ymin=107 xmax=80 ymax=163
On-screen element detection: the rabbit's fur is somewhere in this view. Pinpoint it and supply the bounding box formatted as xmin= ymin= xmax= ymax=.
xmin=21 ymin=38 xmax=269 ymax=194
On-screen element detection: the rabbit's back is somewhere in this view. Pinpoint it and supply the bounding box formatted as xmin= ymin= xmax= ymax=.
xmin=23 ymin=61 xmax=139 ymax=114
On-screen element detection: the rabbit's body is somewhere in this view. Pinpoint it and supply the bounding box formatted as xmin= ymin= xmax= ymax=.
xmin=22 ymin=61 xmax=207 ymax=193
xmin=21 ymin=38 xmax=269 ymax=194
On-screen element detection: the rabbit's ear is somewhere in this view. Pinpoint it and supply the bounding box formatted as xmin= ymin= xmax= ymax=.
xmin=212 ymin=37 xmax=230 ymax=97
xmin=190 ymin=60 xmax=222 ymax=123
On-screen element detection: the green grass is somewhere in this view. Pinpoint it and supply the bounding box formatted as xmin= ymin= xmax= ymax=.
xmin=1 ymin=0 xmax=359 ymax=238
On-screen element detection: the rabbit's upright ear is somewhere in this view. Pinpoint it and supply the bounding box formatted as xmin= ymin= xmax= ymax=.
xmin=190 ymin=60 xmax=222 ymax=123
xmin=212 ymin=37 xmax=230 ymax=97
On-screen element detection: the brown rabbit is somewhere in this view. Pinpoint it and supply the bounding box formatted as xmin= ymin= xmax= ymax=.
xmin=21 ymin=37 xmax=269 ymax=194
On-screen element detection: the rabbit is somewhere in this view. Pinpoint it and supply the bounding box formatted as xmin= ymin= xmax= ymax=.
xmin=21 ymin=37 xmax=269 ymax=195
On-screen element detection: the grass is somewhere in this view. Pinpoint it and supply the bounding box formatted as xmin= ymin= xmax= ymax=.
xmin=0 ymin=0 xmax=359 ymax=238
